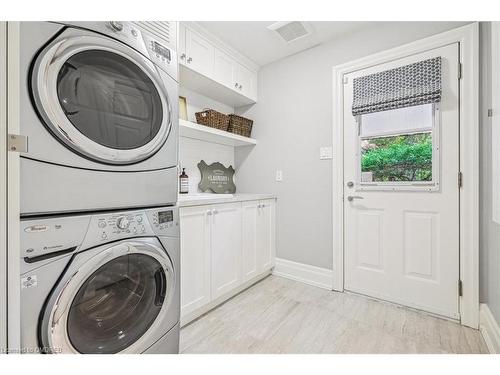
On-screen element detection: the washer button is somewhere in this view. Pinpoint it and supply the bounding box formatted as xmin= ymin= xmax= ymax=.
xmin=98 ymin=221 xmax=106 ymax=228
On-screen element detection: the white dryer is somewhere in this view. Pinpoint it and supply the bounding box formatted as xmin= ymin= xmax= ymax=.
xmin=19 ymin=22 xmax=179 ymax=215
xmin=20 ymin=206 xmax=180 ymax=354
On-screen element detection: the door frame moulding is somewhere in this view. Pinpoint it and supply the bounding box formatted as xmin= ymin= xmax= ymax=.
xmin=0 ymin=21 xmax=8 ymax=352
xmin=331 ymin=23 xmax=479 ymax=329
xmin=6 ymin=21 xmax=22 ymax=352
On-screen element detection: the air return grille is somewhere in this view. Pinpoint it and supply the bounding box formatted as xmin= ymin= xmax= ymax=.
xmin=267 ymin=21 xmax=311 ymax=43
xmin=132 ymin=21 xmax=176 ymax=49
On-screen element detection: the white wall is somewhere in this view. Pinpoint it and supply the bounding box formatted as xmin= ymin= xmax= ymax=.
xmin=179 ymin=137 xmax=234 ymax=194
xmin=178 ymin=86 xmax=236 ymax=194
xmin=235 ymin=22 xmax=469 ymax=270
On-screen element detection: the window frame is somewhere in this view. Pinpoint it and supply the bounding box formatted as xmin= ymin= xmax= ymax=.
xmin=355 ymin=103 xmax=441 ymax=192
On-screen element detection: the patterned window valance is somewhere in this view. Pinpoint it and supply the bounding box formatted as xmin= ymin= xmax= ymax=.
xmin=352 ymin=57 xmax=442 ymax=116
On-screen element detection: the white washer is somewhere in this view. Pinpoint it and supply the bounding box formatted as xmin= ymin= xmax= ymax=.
xmin=19 ymin=22 xmax=179 ymax=215
xmin=20 ymin=206 xmax=180 ymax=354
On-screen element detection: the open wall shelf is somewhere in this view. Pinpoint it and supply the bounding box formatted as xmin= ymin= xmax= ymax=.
xmin=179 ymin=119 xmax=257 ymax=147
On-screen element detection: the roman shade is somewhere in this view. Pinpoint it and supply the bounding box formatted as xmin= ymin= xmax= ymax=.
xmin=352 ymin=57 xmax=442 ymax=116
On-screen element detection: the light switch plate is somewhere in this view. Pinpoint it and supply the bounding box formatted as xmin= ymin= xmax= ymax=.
xmin=275 ymin=170 xmax=283 ymax=182
xmin=320 ymin=146 xmax=333 ymax=160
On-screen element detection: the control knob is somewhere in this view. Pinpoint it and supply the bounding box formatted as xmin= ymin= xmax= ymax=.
xmin=109 ymin=21 xmax=123 ymax=32
xmin=116 ymin=216 xmax=130 ymax=230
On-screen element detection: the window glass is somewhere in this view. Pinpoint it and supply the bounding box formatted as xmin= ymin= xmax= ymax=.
xmin=67 ymin=253 xmax=166 ymax=354
xmin=359 ymin=104 xmax=436 ymax=185
xmin=57 ymin=50 xmax=164 ymax=150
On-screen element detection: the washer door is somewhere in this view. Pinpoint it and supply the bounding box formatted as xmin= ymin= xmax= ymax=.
xmin=42 ymin=239 xmax=175 ymax=354
xmin=31 ymin=29 xmax=171 ymax=165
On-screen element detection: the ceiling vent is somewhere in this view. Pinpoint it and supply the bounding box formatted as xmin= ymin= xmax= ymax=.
xmin=267 ymin=21 xmax=313 ymax=43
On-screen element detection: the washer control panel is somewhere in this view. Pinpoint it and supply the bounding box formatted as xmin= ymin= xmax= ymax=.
xmin=92 ymin=212 xmax=150 ymax=244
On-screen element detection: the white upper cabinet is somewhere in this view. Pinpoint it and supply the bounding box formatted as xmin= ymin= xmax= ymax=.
xmin=184 ymin=28 xmax=215 ymax=77
xmin=214 ymin=49 xmax=237 ymax=90
xmin=235 ymin=63 xmax=257 ymax=100
xmin=179 ymin=22 xmax=258 ymax=106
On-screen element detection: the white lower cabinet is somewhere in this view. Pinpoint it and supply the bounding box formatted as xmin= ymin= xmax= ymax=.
xmin=179 ymin=205 xmax=211 ymax=319
xmin=241 ymin=199 xmax=276 ymax=282
xmin=180 ymin=199 xmax=276 ymax=324
xmin=210 ymin=203 xmax=242 ymax=299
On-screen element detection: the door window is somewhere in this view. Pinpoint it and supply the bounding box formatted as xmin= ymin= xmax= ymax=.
xmin=357 ymin=103 xmax=440 ymax=190
xmin=57 ymin=50 xmax=164 ymax=150
xmin=67 ymin=253 xmax=167 ymax=354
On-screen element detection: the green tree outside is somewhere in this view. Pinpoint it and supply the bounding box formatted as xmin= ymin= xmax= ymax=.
xmin=361 ymin=132 xmax=432 ymax=182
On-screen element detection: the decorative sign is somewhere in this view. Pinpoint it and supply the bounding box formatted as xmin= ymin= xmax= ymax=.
xmin=198 ymin=160 xmax=236 ymax=194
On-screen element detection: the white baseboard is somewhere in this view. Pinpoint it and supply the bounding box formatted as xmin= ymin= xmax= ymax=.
xmin=273 ymin=258 xmax=333 ymax=290
xmin=480 ymin=303 xmax=500 ymax=354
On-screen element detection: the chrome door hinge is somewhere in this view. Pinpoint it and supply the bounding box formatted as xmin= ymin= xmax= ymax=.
xmin=458 ymin=62 xmax=463 ymax=80
xmin=458 ymin=171 xmax=463 ymax=188
xmin=8 ymin=134 xmax=28 ymax=153
xmin=488 ymin=109 xmax=493 ymax=117
xmin=458 ymin=280 xmax=463 ymax=297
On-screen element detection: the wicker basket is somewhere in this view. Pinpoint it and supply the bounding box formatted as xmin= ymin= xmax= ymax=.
xmin=228 ymin=114 xmax=253 ymax=137
xmin=195 ymin=109 xmax=230 ymax=131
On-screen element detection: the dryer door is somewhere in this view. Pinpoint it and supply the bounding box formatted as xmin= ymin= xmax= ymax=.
xmin=41 ymin=238 xmax=176 ymax=353
xmin=31 ymin=28 xmax=172 ymax=165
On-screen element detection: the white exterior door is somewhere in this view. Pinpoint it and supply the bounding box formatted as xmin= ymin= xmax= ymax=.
xmin=180 ymin=206 xmax=211 ymax=319
xmin=343 ymin=44 xmax=460 ymax=319
xmin=211 ymin=203 xmax=242 ymax=299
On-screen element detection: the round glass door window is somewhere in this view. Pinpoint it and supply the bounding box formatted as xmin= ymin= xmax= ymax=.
xmin=56 ymin=50 xmax=164 ymax=150
xmin=67 ymin=253 xmax=167 ymax=354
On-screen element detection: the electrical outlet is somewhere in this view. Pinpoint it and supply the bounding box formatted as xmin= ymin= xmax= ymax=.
xmin=275 ymin=170 xmax=283 ymax=182
xmin=320 ymin=146 xmax=333 ymax=160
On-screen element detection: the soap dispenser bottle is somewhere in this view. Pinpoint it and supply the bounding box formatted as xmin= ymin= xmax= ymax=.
xmin=179 ymin=168 xmax=189 ymax=194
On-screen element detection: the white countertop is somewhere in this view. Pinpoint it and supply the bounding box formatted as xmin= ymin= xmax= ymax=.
xmin=177 ymin=193 xmax=276 ymax=207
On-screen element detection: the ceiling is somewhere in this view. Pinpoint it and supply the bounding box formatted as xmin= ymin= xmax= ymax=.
xmin=197 ymin=21 xmax=379 ymax=66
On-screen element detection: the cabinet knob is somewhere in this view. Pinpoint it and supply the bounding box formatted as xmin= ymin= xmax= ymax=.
xmin=207 ymin=210 xmax=212 ymax=215
xmin=234 ymin=82 xmax=239 ymax=88
xmin=239 ymin=84 xmax=243 ymax=90
xmin=180 ymin=53 xmax=186 ymax=60
xmin=212 ymin=209 xmax=218 ymax=215
xmin=187 ymin=57 xmax=193 ymax=63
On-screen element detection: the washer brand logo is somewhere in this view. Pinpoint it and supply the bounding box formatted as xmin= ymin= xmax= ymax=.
xmin=24 ymin=225 xmax=49 ymax=233
xmin=21 ymin=275 xmax=38 ymax=289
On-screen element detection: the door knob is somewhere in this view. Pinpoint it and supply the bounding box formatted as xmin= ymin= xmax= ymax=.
xmin=347 ymin=196 xmax=364 ymax=202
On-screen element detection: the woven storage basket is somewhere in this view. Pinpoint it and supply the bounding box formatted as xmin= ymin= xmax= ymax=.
xmin=195 ymin=109 xmax=230 ymax=131
xmin=228 ymin=114 xmax=253 ymax=137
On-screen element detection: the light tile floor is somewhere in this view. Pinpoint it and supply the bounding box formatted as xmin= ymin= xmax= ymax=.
xmin=180 ymin=275 xmax=488 ymax=354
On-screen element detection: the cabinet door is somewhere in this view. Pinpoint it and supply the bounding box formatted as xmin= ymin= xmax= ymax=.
xmin=211 ymin=203 xmax=242 ymax=299
xmin=236 ymin=63 xmax=257 ymax=99
xmin=257 ymin=199 xmax=276 ymax=272
xmin=214 ymin=49 xmax=237 ymax=90
xmin=180 ymin=206 xmax=211 ymax=319
xmin=241 ymin=201 xmax=259 ymax=282
xmin=185 ymin=28 xmax=215 ymax=77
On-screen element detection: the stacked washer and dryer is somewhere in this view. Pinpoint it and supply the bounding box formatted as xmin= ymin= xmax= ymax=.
xmin=18 ymin=22 xmax=181 ymax=353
